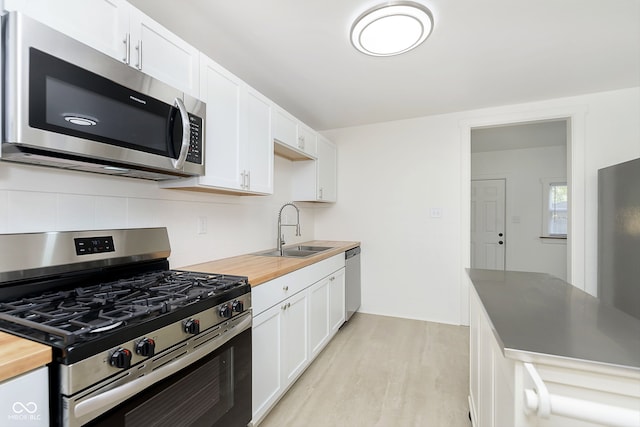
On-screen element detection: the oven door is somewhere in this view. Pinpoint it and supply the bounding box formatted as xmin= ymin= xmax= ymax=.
xmin=63 ymin=314 xmax=251 ymax=427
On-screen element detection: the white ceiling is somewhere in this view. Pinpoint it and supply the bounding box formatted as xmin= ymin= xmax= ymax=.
xmin=129 ymin=0 xmax=640 ymax=131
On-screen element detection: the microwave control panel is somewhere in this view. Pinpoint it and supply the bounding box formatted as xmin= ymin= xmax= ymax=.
xmin=186 ymin=115 xmax=203 ymax=164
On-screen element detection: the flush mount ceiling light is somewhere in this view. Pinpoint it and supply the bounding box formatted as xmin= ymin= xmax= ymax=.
xmin=350 ymin=1 xmax=434 ymax=57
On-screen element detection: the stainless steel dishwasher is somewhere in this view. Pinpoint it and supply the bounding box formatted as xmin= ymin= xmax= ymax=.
xmin=345 ymin=246 xmax=361 ymax=322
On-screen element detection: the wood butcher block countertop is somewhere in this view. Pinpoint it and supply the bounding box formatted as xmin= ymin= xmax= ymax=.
xmin=0 ymin=332 xmax=51 ymax=383
xmin=181 ymin=241 xmax=360 ymax=286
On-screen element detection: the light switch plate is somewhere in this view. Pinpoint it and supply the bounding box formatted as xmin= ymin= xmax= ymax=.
xmin=197 ymin=216 xmax=207 ymax=234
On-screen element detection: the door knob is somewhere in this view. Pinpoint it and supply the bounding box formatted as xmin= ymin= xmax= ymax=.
xmin=498 ymin=233 xmax=503 ymax=237
xmin=499 ymin=241 xmax=504 ymax=245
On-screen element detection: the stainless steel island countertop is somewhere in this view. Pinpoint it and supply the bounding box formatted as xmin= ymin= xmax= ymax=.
xmin=467 ymin=269 xmax=640 ymax=372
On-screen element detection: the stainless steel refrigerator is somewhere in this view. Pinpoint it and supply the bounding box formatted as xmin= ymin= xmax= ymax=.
xmin=598 ymin=157 xmax=640 ymax=320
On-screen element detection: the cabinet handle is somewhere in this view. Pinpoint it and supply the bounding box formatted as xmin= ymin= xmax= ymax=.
xmin=240 ymin=171 xmax=246 ymax=189
xmin=281 ymin=302 xmax=291 ymax=310
xmin=123 ymin=33 xmax=130 ymax=64
xmin=319 ymin=187 xmax=323 ymax=200
xmin=287 ymin=302 xmax=291 ymax=308
xmin=283 ymin=286 xmax=289 ymax=291
xmin=135 ymin=40 xmax=142 ymax=70
xmin=330 ymin=276 xmax=335 ymax=281
xmin=247 ymin=170 xmax=251 ymax=190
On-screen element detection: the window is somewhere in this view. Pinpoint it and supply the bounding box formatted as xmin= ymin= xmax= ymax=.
xmin=541 ymin=179 xmax=568 ymax=238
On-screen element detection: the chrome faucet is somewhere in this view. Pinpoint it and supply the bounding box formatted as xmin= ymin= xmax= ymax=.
xmin=277 ymin=202 xmax=301 ymax=255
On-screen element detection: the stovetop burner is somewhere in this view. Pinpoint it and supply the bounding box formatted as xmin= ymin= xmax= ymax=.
xmin=0 ymin=270 xmax=248 ymax=346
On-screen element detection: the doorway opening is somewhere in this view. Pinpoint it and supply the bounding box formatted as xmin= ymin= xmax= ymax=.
xmin=470 ymin=119 xmax=569 ymax=280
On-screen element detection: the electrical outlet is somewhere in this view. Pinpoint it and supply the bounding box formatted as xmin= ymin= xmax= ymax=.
xmin=430 ymin=208 xmax=442 ymax=218
xmin=197 ymin=216 xmax=207 ymax=234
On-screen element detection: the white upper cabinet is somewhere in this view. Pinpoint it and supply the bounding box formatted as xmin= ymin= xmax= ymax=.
xmin=197 ymin=55 xmax=243 ymax=190
xmin=127 ymin=5 xmax=199 ymax=96
xmin=245 ymin=88 xmax=274 ymax=194
xmin=162 ymin=55 xmax=273 ymax=194
xmin=4 ymin=0 xmax=129 ymax=61
xmin=292 ymin=135 xmax=337 ymax=203
xmin=4 ymin=0 xmax=199 ymax=96
xmin=273 ymin=108 xmax=298 ymax=150
xmin=296 ymin=123 xmax=317 ymax=158
xmin=272 ymin=105 xmax=317 ymax=160
xmin=317 ymin=136 xmax=337 ymax=202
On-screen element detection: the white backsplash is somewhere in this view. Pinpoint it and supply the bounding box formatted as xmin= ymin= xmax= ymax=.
xmin=0 ymin=155 xmax=315 ymax=268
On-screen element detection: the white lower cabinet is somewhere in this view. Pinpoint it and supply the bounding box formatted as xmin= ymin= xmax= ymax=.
xmin=308 ymin=277 xmax=330 ymax=358
xmin=252 ymin=254 xmax=346 ymax=425
xmin=252 ymin=305 xmax=282 ymax=424
xmin=329 ymin=268 xmax=345 ymax=333
xmin=253 ymin=290 xmax=310 ymax=423
xmin=0 ymin=367 xmax=49 ymax=426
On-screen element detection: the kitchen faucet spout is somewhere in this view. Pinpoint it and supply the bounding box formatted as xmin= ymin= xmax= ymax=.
xmin=277 ymin=202 xmax=301 ymax=256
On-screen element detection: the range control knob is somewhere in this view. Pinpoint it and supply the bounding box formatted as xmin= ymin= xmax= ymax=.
xmin=135 ymin=338 xmax=156 ymax=357
xmin=110 ymin=348 xmax=132 ymax=369
xmin=232 ymin=300 xmax=244 ymax=313
xmin=184 ymin=319 xmax=200 ymax=335
xmin=219 ymin=304 xmax=232 ymax=319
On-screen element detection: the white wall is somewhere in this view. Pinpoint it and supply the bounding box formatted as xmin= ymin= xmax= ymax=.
xmin=0 ymin=155 xmax=314 ymax=268
xmin=317 ymin=87 xmax=640 ymax=326
xmin=472 ymin=145 xmax=567 ymax=280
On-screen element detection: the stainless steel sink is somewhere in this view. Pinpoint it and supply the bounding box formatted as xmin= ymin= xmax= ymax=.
xmin=296 ymin=245 xmax=332 ymax=252
xmin=256 ymin=245 xmax=332 ymax=258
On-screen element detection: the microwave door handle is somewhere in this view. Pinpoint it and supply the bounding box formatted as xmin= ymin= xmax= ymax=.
xmin=171 ymin=97 xmax=191 ymax=170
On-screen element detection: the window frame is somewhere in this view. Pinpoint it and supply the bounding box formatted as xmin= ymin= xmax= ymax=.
xmin=541 ymin=178 xmax=568 ymax=239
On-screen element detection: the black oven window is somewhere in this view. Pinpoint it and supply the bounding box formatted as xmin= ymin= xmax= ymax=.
xmin=124 ymin=350 xmax=234 ymax=427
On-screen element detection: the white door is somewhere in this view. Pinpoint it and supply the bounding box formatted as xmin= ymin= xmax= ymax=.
xmin=471 ymin=179 xmax=506 ymax=270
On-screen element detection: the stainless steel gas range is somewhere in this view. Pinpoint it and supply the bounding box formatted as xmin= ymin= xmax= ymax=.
xmin=0 ymin=228 xmax=251 ymax=427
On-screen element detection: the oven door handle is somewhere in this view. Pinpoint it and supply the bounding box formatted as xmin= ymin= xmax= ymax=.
xmin=171 ymin=97 xmax=191 ymax=170
xmin=73 ymin=313 xmax=251 ymax=420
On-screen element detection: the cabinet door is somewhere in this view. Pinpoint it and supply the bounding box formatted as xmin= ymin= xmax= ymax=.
xmin=329 ymin=268 xmax=346 ymax=333
xmin=273 ymin=107 xmax=298 ymax=149
xmin=198 ymin=55 xmax=243 ymax=190
xmin=297 ymin=124 xmax=317 ymax=158
xmin=0 ymin=366 xmax=49 ymax=426
xmin=308 ymin=278 xmax=330 ymax=358
xmin=128 ymin=6 xmax=199 ymax=96
xmin=317 ymin=136 xmax=337 ymax=202
xmin=4 ymin=0 xmax=129 ymax=61
xmin=246 ymin=88 xmax=274 ymax=194
xmin=281 ymin=290 xmax=309 ymax=385
xmin=252 ymin=305 xmax=283 ymax=423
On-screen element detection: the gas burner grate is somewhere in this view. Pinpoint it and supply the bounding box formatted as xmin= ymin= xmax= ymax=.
xmin=0 ymin=270 xmax=247 ymax=345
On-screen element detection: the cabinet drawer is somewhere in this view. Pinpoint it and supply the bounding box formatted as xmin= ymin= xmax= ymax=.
xmin=252 ymin=254 xmax=345 ymax=316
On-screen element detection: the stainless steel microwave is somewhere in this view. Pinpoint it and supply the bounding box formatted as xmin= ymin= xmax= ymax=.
xmin=1 ymin=12 xmax=205 ymax=180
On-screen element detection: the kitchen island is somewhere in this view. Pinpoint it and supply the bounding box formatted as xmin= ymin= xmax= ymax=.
xmin=467 ymin=269 xmax=640 ymax=427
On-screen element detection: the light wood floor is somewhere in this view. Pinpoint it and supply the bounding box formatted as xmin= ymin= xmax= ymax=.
xmin=258 ymin=313 xmax=471 ymax=427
